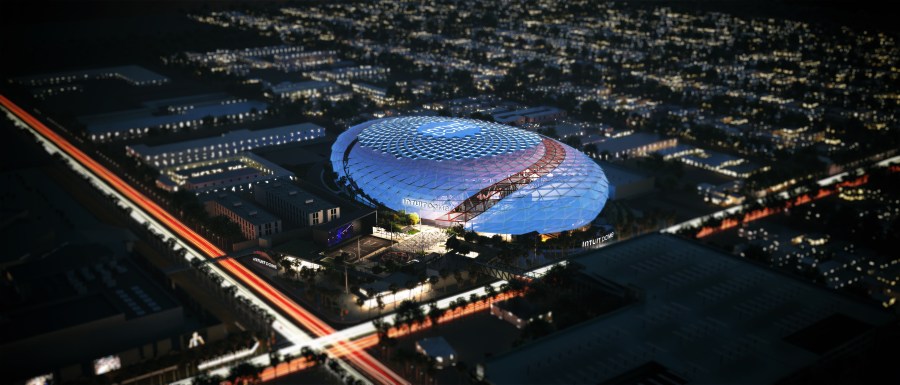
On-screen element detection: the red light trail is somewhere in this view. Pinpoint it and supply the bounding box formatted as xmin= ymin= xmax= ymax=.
xmin=1 ymin=94 xmax=407 ymax=385
xmin=695 ymin=175 xmax=871 ymax=238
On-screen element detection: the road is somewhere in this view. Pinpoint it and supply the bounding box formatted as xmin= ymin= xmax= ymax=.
xmin=0 ymin=94 xmax=407 ymax=385
xmin=661 ymin=155 xmax=900 ymax=235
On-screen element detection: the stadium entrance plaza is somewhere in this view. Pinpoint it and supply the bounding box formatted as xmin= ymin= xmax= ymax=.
xmin=238 ymin=225 xmax=485 ymax=324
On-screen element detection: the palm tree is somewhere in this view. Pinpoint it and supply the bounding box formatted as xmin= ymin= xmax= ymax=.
xmin=389 ymin=283 xmax=399 ymax=304
xmin=427 ymin=303 xmax=444 ymax=329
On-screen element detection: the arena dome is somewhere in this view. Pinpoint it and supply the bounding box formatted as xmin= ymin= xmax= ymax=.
xmin=331 ymin=116 xmax=608 ymax=235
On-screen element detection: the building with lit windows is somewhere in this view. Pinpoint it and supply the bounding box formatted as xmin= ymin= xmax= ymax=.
xmin=78 ymin=93 xmax=268 ymax=142
xmin=491 ymin=106 xmax=567 ymax=126
xmin=331 ymin=117 xmax=608 ymax=235
xmin=351 ymin=82 xmax=391 ymax=105
xmin=126 ymin=123 xmax=325 ymax=168
xmin=155 ymin=153 xmax=293 ymax=194
xmin=267 ymin=81 xmax=340 ymax=101
xmin=12 ymin=65 xmax=169 ymax=87
xmin=253 ymin=182 xmax=340 ymax=227
xmin=204 ymin=193 xmax=281 ymax=240
xmin=588 ymin=132 xmax=677 ymax=159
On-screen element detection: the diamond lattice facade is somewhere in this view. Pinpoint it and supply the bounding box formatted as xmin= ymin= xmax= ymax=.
xmin=331 ymin=117 xmax=609 ymax=234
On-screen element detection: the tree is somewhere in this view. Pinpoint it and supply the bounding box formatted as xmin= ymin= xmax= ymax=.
xmin=192 ymin=373 xmax=223 ymax=385
xmin=427 ymin=303 xmax=444 ymax=328
xmin=227 ymin=362 xmax=262 ymax=384
xmin=445 ymin=236 xmax=461 ymax=251
xmin=280 ymin=258 xmax=293 ymax=276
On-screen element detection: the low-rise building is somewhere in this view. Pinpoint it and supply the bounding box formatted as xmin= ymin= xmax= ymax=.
xmin=12 ymin=65 xmax=169 ymax=87
xmin=253 ymin=182 xmax=340 ymax=227
xmin=204 ymin=193 xmax=281 ymax=240
xmin=492 ymin=106 xmax=566 ymax=126
xmin=155 ymin=153 xmax=294 ymax=194
xmin=415 ymin=337 xmax=457 ymax=369
xmin=490 ymin=297 xmax=553 ymax=329
xmin=588 ymin=132 xmax=677 ymax=159
xmin=306 ymin=65 xmax=389 ymax=86
xmin=597 ymin=161 xmax=654 ymax=200
xmin=79 ymin=93 xmax=268 ymax=142
xmin=352 ymin=82 xmax=392 ymax=105
xmin=267 ymin=81 xmax=340 ymax=101
xmin=680 ymin=150 xmax=770 ymax=179
xmin=126 ymin=123 xmax=325 ymax=168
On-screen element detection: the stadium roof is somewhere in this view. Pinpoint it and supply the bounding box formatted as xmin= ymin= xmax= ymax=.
xmin=358 ymin=116 xmax=541 ymax=161
xmin=332 ymin=117 xmax=608 ymax=234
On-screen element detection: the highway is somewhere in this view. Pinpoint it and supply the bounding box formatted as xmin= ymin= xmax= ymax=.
xmin=0 ymin=94 xmax=407 ymax=385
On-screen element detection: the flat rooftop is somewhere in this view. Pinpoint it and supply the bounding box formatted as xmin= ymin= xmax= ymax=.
xmin=417 ymin=336 xmax=457 ymax=357
xmin=596 ymin=161 xmax=648 ymax=185
xmin=13 ymin=65 xmax=169 ymax=85
xmin=256 ymin=181 xmax=337 ymax=212
xmin=482 ymin=234 xmax=893 ymax=385
xmin=163 ymin=153 xmax=294 ymax=192
xmin=587 ymin=132 xmax=672 ymax=153
xmin=270 ymin=80 xmax=336 ymax=93
xmin=78 ymin=93 xmax=268 ymax=135
xmin=206 ymin=192 xmax=279 ymax=225
xmin=492 ymin=106 xmax=564 ymax=123
xmin=127 ymin=123 xmax=325 ymax=157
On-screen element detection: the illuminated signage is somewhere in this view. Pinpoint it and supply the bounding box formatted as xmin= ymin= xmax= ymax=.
xmin=252 ymin=257 xmax=278 ymax=270
xmin=417 ymin=120 xmax=481 ymax=138
xmin=26 ymin=374 xmax=52 ymax=385
xmin=94 ymin=355 xmax=121 ymax=375
xmin=582 ymin=232 xmax=615 ymax=249
xmin=402 ymin=197 xmax=451 ymax=212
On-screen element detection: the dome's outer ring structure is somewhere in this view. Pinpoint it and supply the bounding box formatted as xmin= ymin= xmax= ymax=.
xmin=331 ymin=117 xmax=609 ymax=235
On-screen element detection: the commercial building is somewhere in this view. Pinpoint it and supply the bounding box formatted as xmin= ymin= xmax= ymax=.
xmin=155 ymin=153 xmax=294 ymax=194
xmin=181 ymin=46 xmax=339 ymax=76
xmin=491 ymin=106 xmax=567 ymax=126
xmin=415 ymin=337 xmax=457 ymax=369
xmin=490 ymin=297 xmax=553 ymax=329
xmin=12 ymin=65 xmax=170 ymax=87
xmin=680 ymin=149 xmax=770 ymax=179
xmin=78 ymin=93 xmax=268 ymax=142
xmin=597 ymin=161 xmax=654 ymax=200
xmin=267 ymin=81 xmax=340 ymax=101
xmin=253 ymin=182 xmax=340 ymax=227
xmin=423 ymin=95 xmax=506 ymax=116
xmin=204 ymin=193 xmax=282 ymax=240
xmin=331 ymin=117 xmax=608 ymax=235
xmin=125 ymin=123 xmax=325 ymax=168
xmin=588 ymin=132 xmax=678 ymax=159
xmin=351 ymin=82 xmax=392 ymax=105
xmin=479 ymin=234 xmax=893 ymax=384
xmin=306 ymin=65 xmax=389 ymax=86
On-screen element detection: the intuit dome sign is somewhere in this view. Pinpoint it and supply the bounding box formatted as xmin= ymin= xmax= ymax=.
xmin=331 ymin=117 xmax=609 ymax=234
